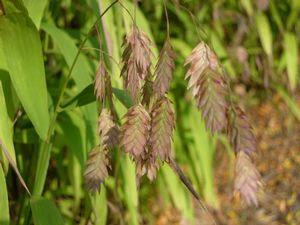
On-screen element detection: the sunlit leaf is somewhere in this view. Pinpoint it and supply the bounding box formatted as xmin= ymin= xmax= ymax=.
xmin=255 ymin=12 xmax=273 ymax=58
xmin=284 ymin=33 xmax=298 ymax=90
xmin=0 ymin=166 xmax=9 ymax=225
xmin=31 ymin=197 xmax=64 ymax=225
xmin=23 ymin=0 xmax=47 ymax=28
xmin=0 ymin=13 xmax=50 ymax=140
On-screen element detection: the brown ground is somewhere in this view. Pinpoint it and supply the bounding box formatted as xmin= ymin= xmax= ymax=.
xmin=154 ymin=91 xmax=300 ymax=225
xmin=214 ymin=92 xmax=300 ymax=225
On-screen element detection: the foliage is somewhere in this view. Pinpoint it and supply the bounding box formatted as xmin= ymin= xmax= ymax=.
xmin=0 ymin=0 xmax=299 ymax=224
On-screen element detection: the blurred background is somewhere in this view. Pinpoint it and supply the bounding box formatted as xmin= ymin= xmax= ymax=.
xmin=1 ymin=0 xmax=300 ymax=224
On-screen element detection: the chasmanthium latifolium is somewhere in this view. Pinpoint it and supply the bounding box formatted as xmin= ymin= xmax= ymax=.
xmin=84 ymin=24 xmax=262 ymax=209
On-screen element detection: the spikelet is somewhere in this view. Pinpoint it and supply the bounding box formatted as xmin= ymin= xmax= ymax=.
xmin=153 ymin=40 xmax=176 ymax=97
xmin=150 ymin=97 xmax=175 ymax=161
xmin=120 ymin=104 xmax=151 ymax=159
xmin=94 ymin=60 xmax=107 ymax=102
xmin=136 ymin=152 xmax=159 ymax=181
xmin=98 ymin=108 xmax=119 ymax=149
xmin=228 ymin=107 xmax=262 ymax=206
xmin=234 ymin=151 xmax=262 ymax=206
xmin=121 ymin=27 xmax=152 ymax=102
xmin=84 ymin=146 xmax=109 ymax=193
xmin=141 ymin=72 xmax=153 ymax=107
xmin=228 ymin=107 xmax=256 ymax=156
xmin=185 ymin=42 xmax=228 ymax=133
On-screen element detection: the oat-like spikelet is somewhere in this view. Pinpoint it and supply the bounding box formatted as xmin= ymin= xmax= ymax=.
xmin=121 ymin=27 xmax=152 ymax=101
xmin=150 ymin=97 xmax=175 ymax=161
xmin=228 ymin=107 xmax=256 ymax=156
xmin=234 ymin=151 xmax=262 ymax=206
xmin=98 ymin=108 xmax=119 ymax=149
xmin=84 ymin=146 xmax=110 ymax=193
xmin=94 ymin=60 xmax=107 ymax=102
xmin=185 ymin=42 xmax=228 ymax=133
xmin=136 ymin=153 xmax=159 ymax=181
xmin=141 ymin=72 xmax=153 ymax=107
xmin=120 ymin=104 xmax=151 ymax=159
xmin=228 ymin=107 xmax=262 ymax=206
xmin=153 ymin=40 xmax=176 ymax=97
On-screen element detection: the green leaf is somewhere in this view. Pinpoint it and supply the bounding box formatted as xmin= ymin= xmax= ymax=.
xmin=112 ymin=88 xmax=133 ymax=108
xmin=1 ymin=0 xmax=28 ymax=14
xmin=56 ymin=111 xmax=87 ymax=168
xmin=0 ymin=81 xmax=16 ymax=171
xmin=61 ymin=83 xmax=133 ymax=110
xmin=0 ymin=166 xmax=9 ymax=225
xmin=284 ymin=33 xmax=298 ymax=90
xmin=90 ymin=186 xmax=108 ymax=225
xmin=61 ymin=84 xmax=95 ymax=110
xmin=23 ymin=0 xmax=48 ymax=28
xmin=0 ymin=13 xmax=50 ymax=140
xmin=276 ymin=86 xmax=300 ymax=121
xmin=31 ymin=197 xmax=64 ymax=225
xmin=255 ymin=12 xmax=273 ymax=58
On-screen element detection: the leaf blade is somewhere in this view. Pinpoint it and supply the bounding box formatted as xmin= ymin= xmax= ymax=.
xmin=30 ymin=197 xmax=64 ymax=225
xmin=0 ymin=13 xmax=50 ymax=140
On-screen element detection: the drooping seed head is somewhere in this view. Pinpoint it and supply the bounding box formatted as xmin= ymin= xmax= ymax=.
xmin=185 ymin=42 xmax=228 ymax=133
xmin=94 ymin=60 xmax=107 ymax=102
xmin=98 ymin=108 xmax=119 ymax=149
xmin=84 ymin=146 xmax=110 ymax=193
xmin=120 ymin=104 xmax=151 ymax=159
xmin=228 ymin=106 xmax=256 ymax=156
xmin=153 ymin=40 xmax=176 ymax=97
xmin=121 ymin=27 xmax=152 ymax=102
xmin=234 ymin=151 xmax=262 ymax=206
xmin=150 ymin=97 xmax=175 ymax=161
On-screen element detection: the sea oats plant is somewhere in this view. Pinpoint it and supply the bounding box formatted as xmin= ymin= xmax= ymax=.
xmin=3 ymin=0 xmax=296 ymax=224
xmin=84 ymin=18 xmax=262 ymax=225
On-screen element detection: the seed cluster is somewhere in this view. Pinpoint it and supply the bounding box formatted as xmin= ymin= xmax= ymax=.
xmin=85 ymin=25 xmax=262 ymax=207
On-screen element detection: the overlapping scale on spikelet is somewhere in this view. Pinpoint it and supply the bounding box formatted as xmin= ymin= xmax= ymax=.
xmin=153 ymin=40 xmax=176 ymax=97
xmin=84 ymin=146 xmax=109 ymax=193
xmin=234 ymin=151 xmax=262 ymax=206
xmin=228 ymin=107 xmax=256 ymax=155
xmin=121 ymin=27 xmax=152 ymax=102
xmin=94 ymin=60 xmax=107 ymax=102
xmin=185 ymin=42 xmax=228 ymax=133
xmin=120 ymin=104 xmax=151 ymax=159
xmin=136 ymin=152 xmax=159 ymax=181
xmin=150 ymin=97 xmax=175 ymax=161
xmin=98 ymin=109 xmax=119 ymax=149
xmin=228 ymin=106 xmax=262 ymax=206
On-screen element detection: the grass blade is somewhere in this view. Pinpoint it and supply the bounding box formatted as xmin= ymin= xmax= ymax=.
xmin=30 ymin=197 xmax=64 ymax=225
xmin=23 ymin=0 xmax=47 ymax=28
xmin=0 ymin=13 xmax=50 ymax=140
xmin=0 ymin=165 xmax=9 ymax=225
xmin=255 ymin=12 xmax=273 ymax=59
xmin=284 ymin=32 xmax=298 ymax=90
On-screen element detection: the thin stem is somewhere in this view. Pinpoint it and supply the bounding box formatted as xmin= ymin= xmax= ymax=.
xmin=82 ymin=47 xmax=121 ymax=69
xmin=172 ymin=0 xmax=208 ymax=42
xmin=162 ymin=0 xmax=170 ymax=38
xmin=118 ymin=1 xmax=135 ymax=24
xmin=32 ymin=0 xmax=119 ymax=196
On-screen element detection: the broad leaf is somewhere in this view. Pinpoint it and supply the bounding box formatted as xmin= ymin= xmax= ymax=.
xmin=31 ymin=197 xmax=64 ymax=225
xmin=255 ymin=12 xmax=273 ymax=58
xmin=0 ymin=81 xmax=16 ymax=171
xmin=23 ymin=0 xmax=47 ymax=28
xmin=0 ymin=13 xmax=50 ymax=140
xmin=284 ymin=33 xmax=298 ymax=90
xmin=56 ymin=111 xmax=87 ymax=168
xmin=61 ymin=83 xmax=133 ymax=110
xmin=0 ymin=166 xmax=9 ymax=225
